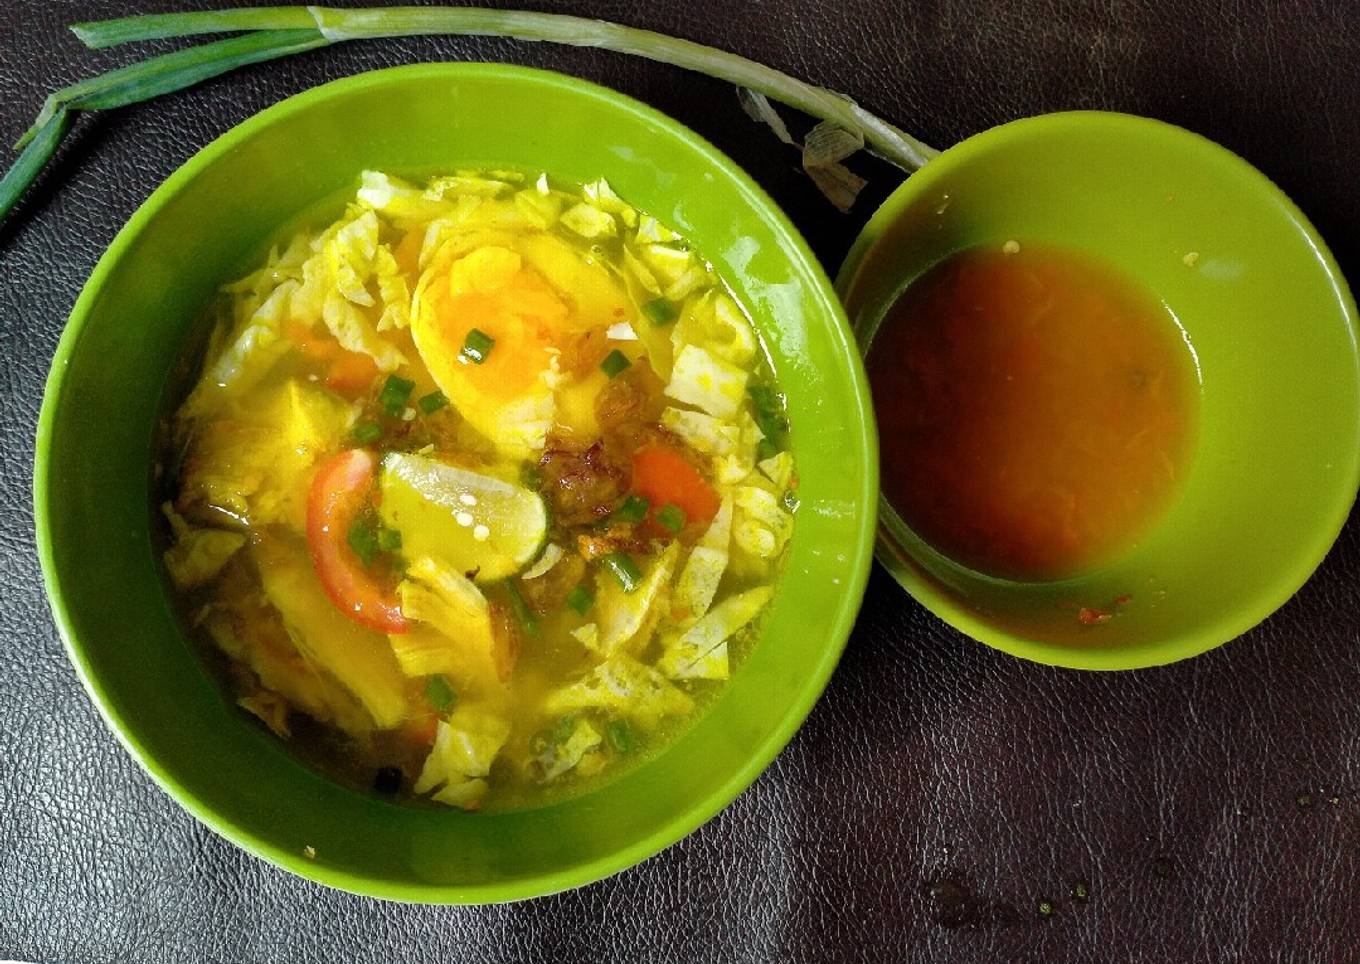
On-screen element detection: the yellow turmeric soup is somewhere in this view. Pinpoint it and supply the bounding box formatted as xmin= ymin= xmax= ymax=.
xmin=159 ymin=171 xmax=796 ymax=811
xmin=867 ymin=242 xmax=1199 ymax=582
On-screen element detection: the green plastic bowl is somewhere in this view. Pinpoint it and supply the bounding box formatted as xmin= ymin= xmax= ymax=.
xmin=837 ymin=110 xmax=1360 ymax=670
xmin=34 ymin=64 xmax=877 ymax=902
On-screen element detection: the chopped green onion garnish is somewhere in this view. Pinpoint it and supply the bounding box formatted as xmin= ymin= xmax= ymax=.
xmin=505 ymin=581 xmax=541 ymax=640
xmin=461 ymin=328 xmax=495 ymax=364
xmin=601 ymin=552 xmax=643 ymax=593
xmin=657 ymin=503 xmax=687 ymax=533
xmin=612 ymin=494 xmax=650 ymax=524
xmin=425 ymin=674 xmax=456 ymax=712
xmin=520 ymin=462 xmax=543 ymax=490
xmin=605 ymin=719 xmax=633 ymax=754
xmin=377 ymin=526 xmax=403 ymax=552
xmin=347 ymin=519 xmax=379 ymax=567
xmin=566 ymin=585 xmax=595 ymax=615
xmin=417 ymin=389 xmax=448 ymax=414
xmin=642 ymin=297 xmax=677 ymax=326
xmin=782 ymin=490 xmax=801 ymax=512
xmin=351 ymin=421 xmax=382 ymax=445
xmin=600 ymin=348 xmax=632 ymax=379
xmin=378 ymin=374 xmax=415 ymax=415
xmin=757 ymin=437 xmax=780 ymax=462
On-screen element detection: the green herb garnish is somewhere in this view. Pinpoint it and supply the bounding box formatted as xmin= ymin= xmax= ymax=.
xmin=605 ymin=719 xmax=633 ymax=753
xmin=656 ymin=503 xmax=686 ymax=533
xmin=757 ymin=438 xmax=779 ymax=462
xmin=347 ymin=519 xmax=380 ymax=566
xmin=601 ymin=552 xmax=643 ymax=593
xmin=611 ymin=494 xmax=649 ymax=524
xmin=505 ymin=581 xmax=541 ymax=640
xmin=600 ymin=348 xmax=631 ymax=379
xmin=351 ymin=421 xmax=382 ymax=445
xmin=520 ymin=462 xmax=543 ymax=490
xmin=425 ymin=674 xmax=456 ymax=712
xmin=378 ymin=373 xmax=415 ymax=415
xmin=642 ymin=297 xmax=677 ymax=326
xmin=566 ymin=584 xmax=594 ymax=615
xmin=417 ymin=389 xmax=448 ymax=414
xmin=377 ymin=526 xmax=403 ymax=552
xmin=7 ymin=8 xmax=941 ymax=225
xmin=461 ymin=327 xmax=495 ymax=364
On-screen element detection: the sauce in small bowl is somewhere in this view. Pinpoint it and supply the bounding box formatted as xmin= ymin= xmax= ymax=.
xmin=837 ymin=111 xmax=1360 ymax=669
xmin=869 ymin=241 xmax=1199 ymax=582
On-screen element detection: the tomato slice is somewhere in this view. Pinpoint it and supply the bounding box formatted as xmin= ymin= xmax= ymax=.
xmin=306 ymin=449 xmax=409 ymax=634
xmin=631 ymin=444 xmax=721 ymax=526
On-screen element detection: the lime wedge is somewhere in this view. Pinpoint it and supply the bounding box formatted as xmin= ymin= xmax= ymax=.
xmin=379 ymin=453 xmax=547 ymax=582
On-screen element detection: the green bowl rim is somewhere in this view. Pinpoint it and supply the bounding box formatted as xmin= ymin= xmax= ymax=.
xmin=836 ymin=109 xmax=1360 ymax=672
xmin=32 ymin=61 xmax=879 ymax=902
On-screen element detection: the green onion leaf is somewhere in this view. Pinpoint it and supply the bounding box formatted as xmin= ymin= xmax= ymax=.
xmin=351 ymin=421 xmax=382 ymax=445
xmin=417 ymin=389 xmax=448 ymax=414
xmin=757 ymin=437 xmax=780 ymax=462
xmin=377 ymin=374 xmax=415 ymax=415
xmin=425 ymin=674 xmax=456 ymax=712
xmin=566 ymin=584 xmax=595 ymax=616
xmin=605 ymin=719 xmax=633 ymax=754
xmin=505 ymin=581 xmax=541 ymax=640
xmin=657 ymin=503 xmax=686 ymax=533
xmin=611 ymin=494 xmax=649 ymax=524
xmin=461 ymin=327 xmax=495 ymax=364
xmin=17 ymin=29 xmax=328 ymax=150
xmin=600 ymin=349 xmax=631 ymax=379
xmin=642 ymin=297 xmax=677 ymax=326
xmin=520 ymin=462 xmax=543 ymax=490
xmin=67 ymin=7 xmax=937 ymax=172
xmin=601 ymin=552 xmax=643 ymax=593
xmin=0 ymin=106 xmax=71 ymax=223
xmin=377 ymin=526 xmax=403 ymax=552
xmin=347 ymin=519 xmax=379 ymax=566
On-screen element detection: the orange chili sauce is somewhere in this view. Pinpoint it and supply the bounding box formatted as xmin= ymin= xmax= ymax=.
xmin=867 ymin=242 xmax=1199 ymax=581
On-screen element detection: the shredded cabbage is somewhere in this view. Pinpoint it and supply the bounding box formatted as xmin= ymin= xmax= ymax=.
xmin=560 ymin=201 xmax=617 ymax=239
xmin=660 ymin=407 xmax=739 ymax=458
xmin=660 ymin=586 xmax=772 ymax=681
xmin=395 ymin=557 xmax=504 ymax=686
xmin=758 ymin=450 xmax=795 ymax=491
xmin=544 ymin=655 xmax=693 ymax=727
xmin=665 ymin=344 xmax=748 ymax=419
xmin=182 ymin=279 xmax=297 ymax=419
xmin=414 ymin=704 xmax=511 ymax=810
xmin=594 ymin=542 xmax=679 ymax=656
xmin=672 ymin=291 xmax=758 ymax=367
xmin=160 ymin=502 xmax=245 ymax=590
xmin=733 ymin=484 xmax=795 ymax=559
xmin=672 ymin=495 xmax=732 ymax=624
xmin=537 ymin=719 xmax=602 ymax=782
xmin=356 ymin=170 xmax=453 ymax=227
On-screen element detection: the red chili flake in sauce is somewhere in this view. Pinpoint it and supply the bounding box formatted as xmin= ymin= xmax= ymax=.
xmin=1114 ymin=594 xmax=1132 ymax=606
xmin=1077 ymin=607 xmax=1113 ymax=626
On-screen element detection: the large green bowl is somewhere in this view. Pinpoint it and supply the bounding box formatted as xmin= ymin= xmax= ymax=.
xmin=837 ymin=111 xmax=1360 ymax=670
xmin=34 ymin=64 xmax=877 ymax=902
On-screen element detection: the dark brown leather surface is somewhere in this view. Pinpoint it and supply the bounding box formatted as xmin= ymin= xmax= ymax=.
xmin=5 ymin=1 xmax=1360 ymax=960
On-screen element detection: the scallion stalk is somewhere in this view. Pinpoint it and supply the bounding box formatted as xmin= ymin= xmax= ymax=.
xmin=4 ymin=6 xmax=942 ymax=224
xmin=0 ymin=107 xmax=71 ymax=222
xmin=16 ymin=29 xmax=329 ymax=149
xmin=69 ymin=6 xmax=938 ymax=171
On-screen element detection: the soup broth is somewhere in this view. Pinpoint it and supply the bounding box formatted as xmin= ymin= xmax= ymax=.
xmin=868 ymin=242 xmax=1198 ymax=581
xmin=159 ymin=170 xmax=797 ymax=811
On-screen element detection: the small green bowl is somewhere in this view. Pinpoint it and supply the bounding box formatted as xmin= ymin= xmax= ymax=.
xmin=837 ymin=110 xmax=1360 ymax=670
xmin=34 ymin=64 xmax=877 ymax=901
